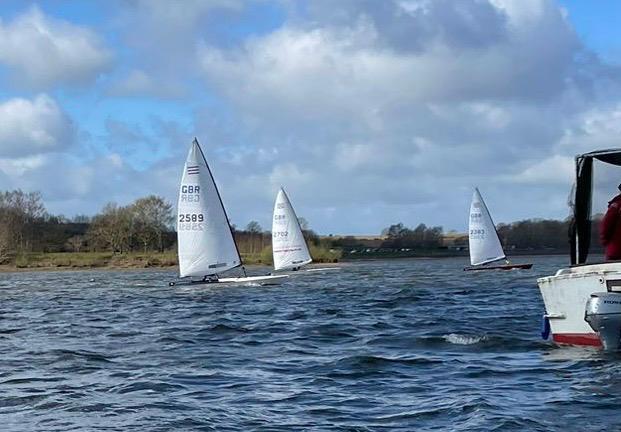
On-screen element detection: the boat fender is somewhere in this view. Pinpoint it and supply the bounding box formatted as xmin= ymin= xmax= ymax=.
xmin=541 ymin=314 xmax=551 ymax=340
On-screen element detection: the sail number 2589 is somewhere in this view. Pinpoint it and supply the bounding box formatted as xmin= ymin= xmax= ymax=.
xmin=177 ymin=213 xmax=205 ymax=231
xmin=179 ymin=213 xmax=204 ymax=231
xmin=179 ymin=213 xmax=204 ymax=222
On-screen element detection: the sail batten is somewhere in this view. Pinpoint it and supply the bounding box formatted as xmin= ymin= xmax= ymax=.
xmin=272 ymin=188 xmax=312 ymax=271
xmin=177 ymin=139 xmax=241 ymax=278
xmin=468 ymin=188 xmax=506 ymax=266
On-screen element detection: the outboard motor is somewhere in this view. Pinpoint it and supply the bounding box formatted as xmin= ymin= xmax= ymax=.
xmin=585 ymin=292 xmax=621 ymax=350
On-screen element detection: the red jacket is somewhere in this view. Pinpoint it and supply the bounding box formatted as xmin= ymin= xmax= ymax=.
xmin=601 ymin=194 xmax=621 ymax=260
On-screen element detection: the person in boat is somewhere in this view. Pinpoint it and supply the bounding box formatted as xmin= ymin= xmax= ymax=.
xmin=600 ymin=183 xmax=621 ymax=260
xmin=201 ymin=275 xmax=219 ymax=283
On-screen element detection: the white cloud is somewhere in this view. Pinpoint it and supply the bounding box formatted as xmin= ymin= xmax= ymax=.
xmin=511 ymin=154 xmax=574 ymax=184
xmin=0 ymin=94 xmax=74 ymax=158
xmin=0 ymin=6 xmax=112 ymax=88
xmin=0 ymin=0 xmax=618 ymax=234
xmin=107 ymin=69 xmax=185 ymax=98
xmin=200 ymin=0 xmax=577 ymax=116
xmin=191 ymin=0 xmax=614 ymax=232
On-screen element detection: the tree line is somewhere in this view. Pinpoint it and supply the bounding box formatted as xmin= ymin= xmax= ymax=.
xmin=330 ymin=217 xmax=604 ymax=254
xmin=497 ymin=217 xmax=602 ymax=253
xmin=0 ymin=189 xmax=325 ymax=263
xmin=380 ymin=223 xmax=444 ymax=249
xmin=0 ymin=188 xmax=607 ymax=263
xmin=0 ymin=191 xmax=178 ymax=262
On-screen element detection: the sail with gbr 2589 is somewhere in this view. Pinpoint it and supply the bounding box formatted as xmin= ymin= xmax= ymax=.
xmin=176 ymin=139 xmax=241 ymax=278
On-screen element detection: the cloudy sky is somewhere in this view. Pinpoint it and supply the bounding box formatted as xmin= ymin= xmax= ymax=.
xmin=0 ymin=0 xmax=620 ymax=235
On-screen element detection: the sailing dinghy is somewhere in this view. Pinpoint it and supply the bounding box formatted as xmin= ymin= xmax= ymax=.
xmin=169 ymin=139 xmax=288 ymax=286
xmin=464 ymin=188 xmax=532 ymax=271
xmin=272 ymin=187 xmax=339 ymax=274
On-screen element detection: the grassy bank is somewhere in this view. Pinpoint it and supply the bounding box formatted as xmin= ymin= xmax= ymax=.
xmin=0 ymin=245 xmax=342 ymax=271
xmin=6 ymin=251 xmax=179 ymax=270
xmin=249 ymin=244 xmax=341 ymax=266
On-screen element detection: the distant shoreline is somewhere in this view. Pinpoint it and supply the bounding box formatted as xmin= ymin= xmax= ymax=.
xmin=0 ymin=250 xmax=570 ymax=273
xmin=341 ymin=249 xmax=572 ymax=260
xmin=0 ymin=251 xmax=340 ymax=273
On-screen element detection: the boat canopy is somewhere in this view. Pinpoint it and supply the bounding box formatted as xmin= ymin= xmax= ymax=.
xmin=573 ymin=149 xmax=621 ymax=264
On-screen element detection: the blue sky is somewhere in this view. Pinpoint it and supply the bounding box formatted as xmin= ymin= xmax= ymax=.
xmin=560 ymin=0 xmax=621 ymax=63
xmin=0 ymin=0 xmax=620 ymax=235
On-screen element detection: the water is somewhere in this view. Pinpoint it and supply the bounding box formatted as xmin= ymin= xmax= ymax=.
xmin=1 ymin=256 xmax=620 ymax=431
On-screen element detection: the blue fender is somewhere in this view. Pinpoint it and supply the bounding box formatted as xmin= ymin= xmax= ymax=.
xmin=541 ymin=314 xmax=551 ymax=340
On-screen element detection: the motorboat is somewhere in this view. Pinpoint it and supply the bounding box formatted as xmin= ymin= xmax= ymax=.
xmin=538 ymin=149 xmax=621 ymax=349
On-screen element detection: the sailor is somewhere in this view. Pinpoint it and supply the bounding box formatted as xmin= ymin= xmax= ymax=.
xmin=600 ymin=183 xmax=621 ymax=260
xmin=202 ymin=274 xmax=219 ymax=283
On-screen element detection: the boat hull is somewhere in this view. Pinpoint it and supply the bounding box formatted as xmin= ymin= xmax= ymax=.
xmin=289 ymin=267 xmax=341 ymax=274
xmin=273 ymin=266 xmax=342 ymax=276
xmin=538 ymin=262 xmax=621 ymax=347
xmin=464 ymin=263 xmax=533 ymax=271
xmin=171 ymin=274 xmax=289 ymax=287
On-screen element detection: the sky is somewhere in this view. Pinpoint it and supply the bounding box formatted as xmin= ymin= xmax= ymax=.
xmin=0 ymin=0 xmax=620 ymax=235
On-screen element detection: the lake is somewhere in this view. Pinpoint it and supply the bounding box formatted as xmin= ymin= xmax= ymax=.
xmin=1 ymin=256 xmax=619 ymax=431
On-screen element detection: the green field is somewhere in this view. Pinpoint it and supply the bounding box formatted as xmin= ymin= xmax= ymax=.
xmin=2 ymin=245 xmax=341 ymax=271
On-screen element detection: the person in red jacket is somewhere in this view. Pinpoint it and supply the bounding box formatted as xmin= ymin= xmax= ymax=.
xmin=600 ymin=184 xmax=621 ymax=260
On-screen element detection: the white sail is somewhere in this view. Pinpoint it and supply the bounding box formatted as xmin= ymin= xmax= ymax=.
xmin=468 ymin=188 xmax=506 ymax=266
xmin=177 ymin=139 xmax=241 ymax=278
xmin=272 ymin=188 xmax=312 ymax=271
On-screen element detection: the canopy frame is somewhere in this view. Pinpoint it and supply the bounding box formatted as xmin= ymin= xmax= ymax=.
xmin=571 ymin=149 xmax=621 ymax=264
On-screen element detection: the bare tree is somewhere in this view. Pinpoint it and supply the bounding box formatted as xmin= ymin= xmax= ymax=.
xmin=0 ymin=190 xmax=46 ymax=253
xmin=66 ymin=235 xmax=86 ymax=253
xmin=245 ymin=221 xmax=263 ymax=253
xmin=0 ymin=223 xmax=11 ymax=264
xmin=131 ymin=195 xmax=174 ymax=252
xmin=88 ymin=203 xmax=134 ymax=253
xmin=246 ymin=221 xmax=262 ymax=233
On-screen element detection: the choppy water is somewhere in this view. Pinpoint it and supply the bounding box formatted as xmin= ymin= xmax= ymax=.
xmin=1 ymin=256 xmax=621 ymax=431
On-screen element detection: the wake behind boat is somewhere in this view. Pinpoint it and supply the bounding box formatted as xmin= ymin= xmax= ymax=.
xmin=464 ymin=188 xmax=532 ymax=271
xmin=169 ymin=139 xmax=288 ymax=287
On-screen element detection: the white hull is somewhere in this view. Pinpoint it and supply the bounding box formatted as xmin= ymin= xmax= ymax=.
xmin=219 ymin=274 xmax=289 ymax=285
xmin=173 ymin=274 xmax=289 ymax=287
xmin=538 ymin=262 xmax=621 ymax=347
xmin=275 ymin=266 xmax=341 ymax=276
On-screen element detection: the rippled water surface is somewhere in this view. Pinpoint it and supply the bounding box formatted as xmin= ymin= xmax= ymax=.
xmin=2 ymin=256 xmax=621 ymax=431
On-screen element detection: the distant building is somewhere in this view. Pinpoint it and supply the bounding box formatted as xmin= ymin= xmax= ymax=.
xmin=441 ymin=231 xmax=468 ymax=250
